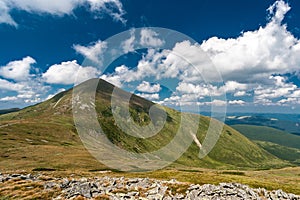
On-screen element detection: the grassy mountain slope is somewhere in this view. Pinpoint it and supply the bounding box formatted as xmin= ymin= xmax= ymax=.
xmin=232 ymin=125 xmax=300 ymax=164
xmin=255 ymin=141 xmax=300 ymax=165
xmin=0 ymin=79 xmax=288 ymax=171
xmin=232 ymin=125 xmax=300 ymax=149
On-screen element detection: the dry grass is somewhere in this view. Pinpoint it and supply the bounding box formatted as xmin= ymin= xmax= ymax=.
xmin=0 ymin=177 xmax=61 ymax=199
xmin=165 ymin=182 xmax=190 ymax=196
xmin=94 ymin=194 xmax=110 ymax=200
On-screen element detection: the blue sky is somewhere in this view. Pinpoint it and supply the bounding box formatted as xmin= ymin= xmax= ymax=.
xmin=0 ymin=0 xmax=300 ymax=113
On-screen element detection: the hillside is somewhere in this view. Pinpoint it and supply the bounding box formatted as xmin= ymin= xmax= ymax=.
xmin=0 ymin=79 xmax=288 ymax=171
xmin=232 ymin=125 xmax=300 ymax=149
xmin=255 ymin=141 xmax=300 ymax=165
xmin=232 ymin=125 xmax=300 ymax=164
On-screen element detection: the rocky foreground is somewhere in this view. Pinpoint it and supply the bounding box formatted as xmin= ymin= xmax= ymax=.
xmin=1 ymin=173 xmax=300 ymax=200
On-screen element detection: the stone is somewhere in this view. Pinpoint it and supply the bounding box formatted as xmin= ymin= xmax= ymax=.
xmin=79 ymin=182 xmax=92 ymax=198
xmin=44 ymin=182 xmax=58 ymax=190
xmin=11 ymin=174 xmax=21 ymax=178
xmin=188 ymin=184 xmax=201 ymax=191
xmin=128 ymin=191 xmax=139 ymax=196
xmin=147 ymin=187 xmax=159 ymax=195
xmin=20 ymin=175 xmax=28 ymax=180
xmin=18 ymin=174 xmax=298 ymax=200
xmin=60 ymin=178 xmax=70 ymax=188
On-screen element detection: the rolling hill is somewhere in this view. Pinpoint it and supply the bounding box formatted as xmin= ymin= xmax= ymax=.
xmin=232 ymin=125 xmax=300 ymax=164
xmin=232 ymin=125 xmax=300 ymax=149
xmin=0 ymin=79 xmax=289 ymax=171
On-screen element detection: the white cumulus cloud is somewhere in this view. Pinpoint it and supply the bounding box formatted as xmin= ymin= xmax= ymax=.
xmin=122 ymin=29 xmax=136 ymax=53
xmin=43 ymin=60 xmax=99 ymax=85
xmin=0 ymin=57 xmax=50 ymax=105
xmin=74 ymin=40 xmax=107 ymax=65
xmin=0 ymin=1 xmax=17 ymax=26
xmin=140 ymin=29 xmax=165 ymax=47
xmin=137 ymin=81 xmax=161 ymax=93
xmin=0 ymin=96 xmax=18 ymax=101
xmin=228 ymin=100 xmax=245 ymax=105
xmin=234 ymin=91 xmax=247 ymax=97
xmin=0 ymin=56 xmax=36 ymax=81
xmin=0 ymin=0 xmax=126 ymax=27
xmin=136 ymin=93 xmax=160 ymax=100
xmin=200 ymin=0 xmax=299 ymax=84
xmin=254 ymin=75 xmax=297 ymax=104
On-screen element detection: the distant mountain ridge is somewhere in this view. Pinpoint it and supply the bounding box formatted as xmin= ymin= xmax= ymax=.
xmin=0 ymin=108 xmax=20 ymax=115
xmin=225 ymin=114 xmax=300 ymax=136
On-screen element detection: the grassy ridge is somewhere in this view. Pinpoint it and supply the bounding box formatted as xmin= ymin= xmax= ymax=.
xmin=255 ymin=141 xmax=300 ymax=165
xmin=232 ymin=124 xmax=300 ymax=164
xmin=232 ymin=125 xmax=300 ymax=149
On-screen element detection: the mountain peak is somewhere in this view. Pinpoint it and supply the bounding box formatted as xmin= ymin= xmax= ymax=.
xmin=0 ymin=78 xmax=289 ymax=171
